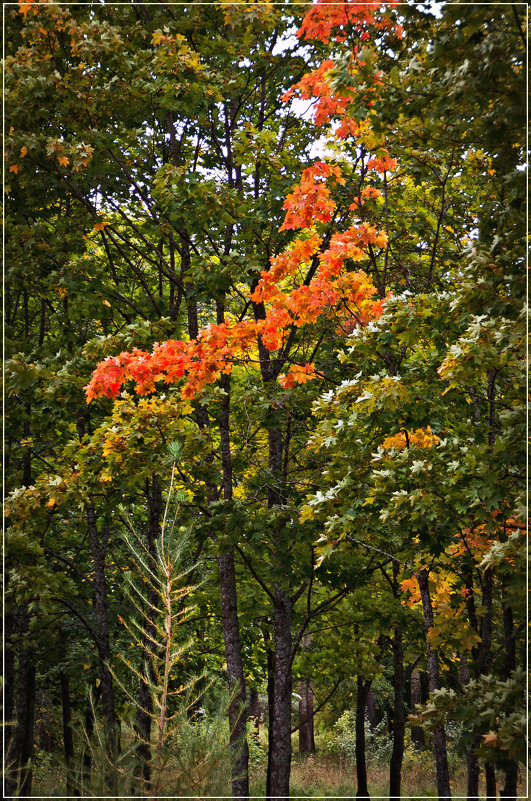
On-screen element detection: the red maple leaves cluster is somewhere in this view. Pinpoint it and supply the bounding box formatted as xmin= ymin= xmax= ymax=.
xmin=85 ymin=2 xmax=395 ymax=406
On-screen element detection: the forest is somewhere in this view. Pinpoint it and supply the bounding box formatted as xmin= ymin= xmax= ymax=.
xmin=4 ymin=1 xmax=527 ymax=799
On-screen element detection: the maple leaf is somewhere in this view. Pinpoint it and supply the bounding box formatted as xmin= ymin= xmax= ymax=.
xmin=9 ymin=164 xmax=20 ymax=174
xmin=482 ymin=731 xmax=498 ymax=747
xmin=94 ymin=221 xmax=107 ymax=232
xmin=20 ymin=146 xmax=28 ymax=158
xmin=57 ymin=155 xmax=70 ymax=168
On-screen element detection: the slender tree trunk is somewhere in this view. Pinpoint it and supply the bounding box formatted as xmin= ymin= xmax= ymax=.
xmin=218 ymin=551 xmax=250 ymax=797
xmin=269 ymin=586 xmax=292 ymax=801
xmin=298 ymin=678 xmax=316 ymax=753
xmin=501 ymin=590 xmax=519 ymax=800
xmin=133 ymin=475 xmax=162 ymax=791
xmin=485 ymin=765 xmax=496 ymax=799
xmin=4 ymin=612 xmax=16 ymax=751
xmin=298 ymin=633 xmax=315 ymax=753
xmin=215 ymin=319 xmax=250 ymax=798
xmin=366 ymin=688 xmax=377 ymax=733
xmin=248 ymin=686 xmax=260 ymax=741
xmin=410 ymin=669 xmax=425 ymax=749
xmin=355 ymin=676 xmax=371 ymax=799
xmin=80 ymin=680 xmax=99 ymax=790
xmin=389 ymin=621 xmax=405 ymax=797
xmin=6 ymin=636 xmax=36 ymax=797
xmin=265 ymin=631 xmax=275 ymax=799
xmin=60 ymin=671 xmax=75 ymax=797
xmin=416 ymin=568 xmax=451 ymax=801
xmin=86 ymin=504 xmax=117 ymax=761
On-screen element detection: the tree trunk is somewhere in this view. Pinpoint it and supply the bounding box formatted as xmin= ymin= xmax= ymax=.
xmin=410 ymin=669 xmax=425 ymax=749
xmin=248 ymin=686 xmax=260 ymax=741
xmin=485 ymin=764 xmax=496 ymax=799
xmin=355 ymin=676 xmax=370 ymax=799
xmin=389 ymin=621 xmax=405 ymax=798
xmin=60 ymin=671 xmax=75 ymax=797
xmin=500 ymin=761 xmax=518 ymax=800
xmin=298 ymin=633 xmax=315 ymax=753
xmin=215 ymin=338 xmax=250 ymax=799
xmin=366 ymin=688 xmax=377 ymax=733
xmin=133 ymin=475 xmax=162 ymax=791
xmin=416 ymin=568 xmax=451 ymax=801
xmin=265 ymin=631 xmax=275 ymax=799
xmin=298 ymin=678 xmax=316 ymax=753
xmin=501 ymin=591 xmax=518 ymax=800
xmin=86 ymin=503 xmax=118 ymax=786
xmin=218 ymin=551 xmax=250 ymax=798
xmin=4 ymin=612 xmax=16 ymax=751
xmin=6 ymin=636 xmax=36 ymax=797
xmin=269 ymin=587 xmax=292 ymax=801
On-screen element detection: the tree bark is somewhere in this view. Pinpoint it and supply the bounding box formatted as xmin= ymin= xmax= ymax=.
xmin=501 ymin=590 xmax=519 ymax=800
xmin=389 ymin=621 xmax=405 ymax=798
xmin=298 ymin=678 xmax=316 ymax=753
xmin=485 ymin=764 xmax=496 ymax=799
xmin=265 ymin=630 xmax=275 ymax=799
xmin=410 ymin=669 xmax=425 ymax=749
xmin=355 ymin=676 xmax=371 ymax=799
xmin=248 ymin=686 xmax=260 ymax=741
xmin=269 ymin=586 xmax=292 ymax=801
xmin=86 ymin=504 xmax=117 ymax=755
xmin=214 ymin=323 xmax=250 ymax=798
xmin=218 ymin=551 xmax=250 ymax=798
xmin=416 ymin=568 xmax=451 ymax=800
xmin=133 ymin=475 xmax=162 ymax=791
xmin=366 ymin=688 xmax=377 ymax=733
xmin=298 ymin=633 xmax=315 ymax=753
xmin=4 ymin=612 xmax=16 ymax=751
xmin=6 ymin=635 xmax=36 ymax=797
xmin=60 ymin=671 xmax=75 ymax=797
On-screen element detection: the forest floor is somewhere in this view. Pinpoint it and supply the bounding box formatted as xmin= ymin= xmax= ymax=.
xmin=31 ymin=736 xmax=527 ymax=799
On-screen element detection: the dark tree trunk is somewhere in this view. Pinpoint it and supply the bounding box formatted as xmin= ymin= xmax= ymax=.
xmin=133 ymin=475 xmax=162 ymax=791
xmin=366 ymin=688 xmax=377 ymax=733
xmin=500 ymin=761 xmax=518 ymax=800
xmin=86 ymin=503 xmax=118 ymax=771
xmin=215 ymin=332 xmax=250 ymax=799
xmin=298 ymin=678 xmax=315 ymax=753
xmin=389 ymin=621 xmax=405 ymax=798
xmin=60 ymin=671 xmax=75 ymax=797
xmin=410 ymin=669 xmax=425 ymax=749
xmin=265 ymin=632 xmax=275 ymax=799
xmin=6 ymin=637 xmax=36 ymax=797
xmin=269 ymin=587 xmax=292 ymax=801
xmin=4 ymin=612 xmax=16 ymax=751
xmin=501 ymin=591 xmax=519 ymax=800
xmin=485 ymin=764 xmax=496 ymax=799
xmin=298 ymin=633 xmax=315 ymax=753
xmin=248 ymin=686 xmax=260 ymax=741
xmin=355 ymin=676 xmax=371 ymax=799
xmin=80 ymin=680 xmax=99 ymax=790
xmin=218 ymin=551 xmax=250 ymax=798
xmin=417 ymin=568 xmax=451 ymax=801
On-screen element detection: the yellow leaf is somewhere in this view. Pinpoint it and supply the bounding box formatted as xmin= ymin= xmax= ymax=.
xmin=93 ymin=221 xmax=107 ymax=231
xmin=47 ymin=498 xmax=56 ymax=508
xmin=102 ymin=299 xmax=111 ymax=308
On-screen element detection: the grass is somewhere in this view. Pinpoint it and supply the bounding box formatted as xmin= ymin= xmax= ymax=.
xmin=30 ymin=732 xmax=528 ymax=799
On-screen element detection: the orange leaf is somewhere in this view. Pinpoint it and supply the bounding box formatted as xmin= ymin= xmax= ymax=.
xmin=57 ymin=155 xmax=69 ymax=167
xmin=9 ymin=164 xmax=20 ymax=174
